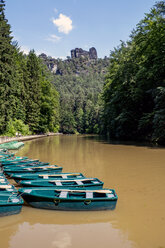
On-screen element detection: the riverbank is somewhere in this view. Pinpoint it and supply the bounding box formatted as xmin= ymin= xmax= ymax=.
xmin=0 ymin=133 xmax=62 ymax=144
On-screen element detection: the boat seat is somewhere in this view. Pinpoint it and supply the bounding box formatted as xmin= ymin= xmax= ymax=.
xmin=92 ymin=181 xmax=98 ymax=184
xmin=59 ymin=191 xmax=68 ymax=198
xmin=11 ymin=198 xmax=19 ymax=203
xmin=62 ymin=175 xmax=67 ymax=179
xmin=86 ymin=192 xmax=93 ymax=199
xmin=6 ymin=189 xmax=14 ymax=192
xmin=55 ymin=181 xmax=62 ymax=186
xmin=76 ymin=180 xmax=83 ymax=185
xmin=24 ymin=189 xmax=32 ymax=193
xmin=43 ymin=176 xmax=49 ymax=179
xmin=0 ymin=185 xmax=12 ymax=189
xmin=107 ymin=193 xmax=114 ymax=198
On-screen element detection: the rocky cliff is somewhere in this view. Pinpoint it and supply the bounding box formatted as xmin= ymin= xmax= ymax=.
xmin=39 ymin=47 xmax=108 ymax=76
xmin=71 ymin=47 xmax=97 ymax=60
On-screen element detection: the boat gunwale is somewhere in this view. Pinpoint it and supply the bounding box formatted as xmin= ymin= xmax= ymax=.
xmin=19 ymin=188 xmax=118 ymax=201
xmin=20 ymin=177 xmax=102 ymax=184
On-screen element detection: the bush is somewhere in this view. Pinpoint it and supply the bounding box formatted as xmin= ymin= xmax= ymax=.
xmin=5 ymin=119 xmax=31 ymax=137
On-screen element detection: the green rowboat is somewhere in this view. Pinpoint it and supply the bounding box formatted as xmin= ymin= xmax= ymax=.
xmin=0 ymin=184 xmax=18 ymax=193
xmin=0 ymin=156 xmax=28 ymax=163
xmin=0 ymin=158 xmax=39 ymax=165
xmin=0 ymin=193 xmax=24 ymax=216
xmin=0 ymin=141 xmax=24 ymax=150
xmin=18 ymin=188 xmax=118 ymax=211
xmin=12 ymin=172 xmax=85 ymax=183
xmin=4 ymin=165 xmax=63 ymax=175
xmin=19 ymin=178 xmax=103 ymax=189
xmin=3 ymin=161 xmax=49 ymax=169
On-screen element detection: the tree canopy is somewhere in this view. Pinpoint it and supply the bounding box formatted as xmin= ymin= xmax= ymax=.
xmin=102 ymin=1 xmax=165 ymax=144
xmin=0 ymin=0 xmax=59 ymax=136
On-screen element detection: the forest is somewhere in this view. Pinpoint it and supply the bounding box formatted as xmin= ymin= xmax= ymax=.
xmin=0 ymin=0 xmax=59 ymax=136
xmin=49 ymin=56 xmax=109 ymax=134
xmin=0 ymin=0 xmax=165 ymax=144
xmin=101 ymin=1 xmax=165 ymax=144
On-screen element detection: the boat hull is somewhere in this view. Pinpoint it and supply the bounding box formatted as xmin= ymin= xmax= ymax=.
xmin=20 ymin=190 xmax=117 ymax=211
xmin=0 ymin=194 xmax=24 ymax=216
xmin=22 ymin=194 xmax=117 ymax=211
xmin=0 ymin=205 xmax=22 ymax=217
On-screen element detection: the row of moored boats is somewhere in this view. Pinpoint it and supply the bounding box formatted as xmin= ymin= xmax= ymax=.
xmin=0 ymin=147 xmax=118 ymax=216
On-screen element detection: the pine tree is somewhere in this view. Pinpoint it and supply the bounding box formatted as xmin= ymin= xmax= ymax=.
xmin=25 ymin=50 xmax=41 ymax=133
xmin=12 ymin=44 xmax=27 ymax=122
xmin=39 ymin=63 xmax=59 ymax=133
xmin=0 ymin=0 xmax=15 ymax=133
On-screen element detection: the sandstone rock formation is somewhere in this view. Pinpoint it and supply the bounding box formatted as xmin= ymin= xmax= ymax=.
xmin=71 ymin=47 xmax=97 ymax=60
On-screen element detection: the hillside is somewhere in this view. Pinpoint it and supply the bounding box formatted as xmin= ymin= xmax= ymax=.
xmin=39 ymin=48 xmax=110 ymax=134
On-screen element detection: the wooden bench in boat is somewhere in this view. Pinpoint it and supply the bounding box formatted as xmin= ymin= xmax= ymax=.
xmin=0 ymin=185 xmax=12 ymax=189
xmin=49 ymin=178 xmax=98 ymax=183
xmin=39 ymin=173 xmax=80 ymax=177
xmin=55 ymin=189 xmax=113 ymax=194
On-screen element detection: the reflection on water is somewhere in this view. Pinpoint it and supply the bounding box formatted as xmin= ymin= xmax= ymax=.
xmin=1 ymin=135 xmax=165 ymax=248
xmin=9 ymin=222 xmax=135 ymax=248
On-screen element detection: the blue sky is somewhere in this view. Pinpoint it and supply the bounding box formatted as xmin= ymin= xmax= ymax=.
xmin=5 ymin=0 xmax=156 ymax=59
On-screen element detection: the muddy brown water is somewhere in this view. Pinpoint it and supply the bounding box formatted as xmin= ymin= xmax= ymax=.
xmin=0 ymin=135 xmax=165 ymax=248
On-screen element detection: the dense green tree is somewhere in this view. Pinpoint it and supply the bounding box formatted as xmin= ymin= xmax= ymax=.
xmin=39 ymin=63 xmax=59 ymax=133
xmin=12 ymin=44 xmax=27 ymax=122
xmin=102 ymin=1 xmax=165 ymax=143
xmin=50 ymin=61 xmax=108 ymax=134
xmin=5 ymin=118 xmax=31 ymax=136
xmin=152 ymin=87 xmax=165 ymax=144
xmin=39 ymin=51 xmax=109 ymax=134
xmin=25 ymin=50 xmax=42 ymax=133
xmin=0 ymin=0 xmax=15 ymax=133
xmin=25 ymin=51 xmax=60 ymax=134
xmin=0 ymin=1 xmax=60 ymax=136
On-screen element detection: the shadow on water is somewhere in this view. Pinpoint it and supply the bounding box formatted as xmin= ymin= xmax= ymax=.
xmin=20 ymin=202 xmax=117 ymax=225
xmin=80 ymin=134 xmax=165 ymax=149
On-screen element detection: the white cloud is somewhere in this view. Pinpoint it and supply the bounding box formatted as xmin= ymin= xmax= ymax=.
xmin=20 ymin=45 xmax=30 ymax=55
xmin=46 ymin=34 xmax=62 ymax=43
xmin=52 ymin=14 xmax=73 ymax=34
xmin=20 ymin=46 xmax=50 ymax=57
xmin=35 ymin=50 xmax=47 ymax=56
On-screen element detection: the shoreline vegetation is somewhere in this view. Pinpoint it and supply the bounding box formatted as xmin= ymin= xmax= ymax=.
xmin=0 ymin=1 xmax=165 ymax=144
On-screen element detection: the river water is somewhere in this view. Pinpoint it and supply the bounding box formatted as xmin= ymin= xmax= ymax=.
xmin=0 ymin=135 xmax=165 ymax=248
